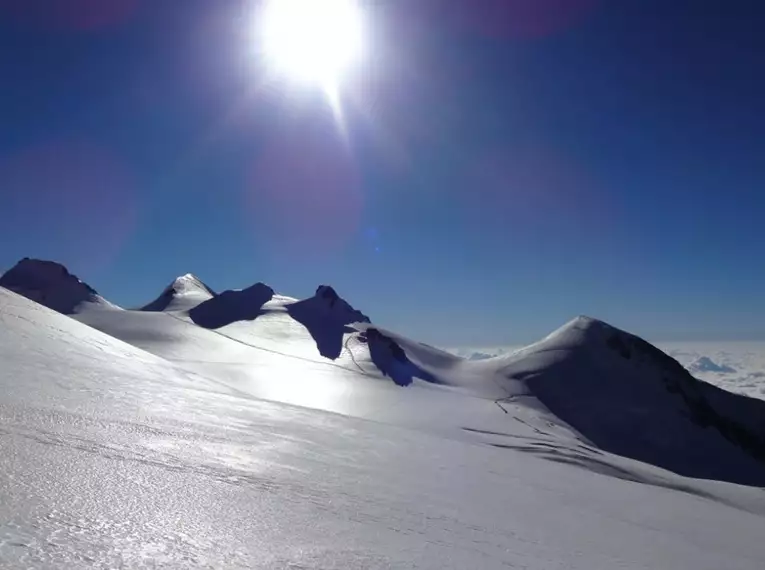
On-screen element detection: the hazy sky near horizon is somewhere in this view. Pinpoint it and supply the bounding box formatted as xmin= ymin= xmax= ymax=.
xmin=1 ymin=0 xmax=764 ymax=345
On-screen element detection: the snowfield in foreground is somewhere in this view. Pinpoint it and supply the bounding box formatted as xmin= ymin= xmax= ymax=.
xmin=2 ymin=260 xmax=765 ymax=569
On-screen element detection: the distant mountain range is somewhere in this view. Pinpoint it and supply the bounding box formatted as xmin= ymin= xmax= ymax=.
xmin=3 ymin=256 xmax=765 ymax=487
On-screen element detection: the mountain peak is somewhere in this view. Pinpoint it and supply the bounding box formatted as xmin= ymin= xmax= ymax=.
xmin=313 ymin=284 xmax=370 ymax=323
xmin=561 ymin=314 xmax=613 ymax=333
xmin=495 ymin=314 xmax=765 ymax=485
xmin=140 ymin=273 xmax=215 ymax=312
xmin=0 ymin=258 xmax=115 ymax=314
xmin=283 ymin=285 xmax=371 ymax=360
xmin=528 ymin=314 xmax=617 ymax=354
xmin=168 ymin=273 xmax=215 ymax=296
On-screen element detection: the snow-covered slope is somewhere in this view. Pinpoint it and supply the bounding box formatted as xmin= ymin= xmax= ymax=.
xmin=0 ymin=258 xmax=118 ymax=314
xmin=0 ymin=257 xmax=747 ymax=487
xmin=140 ymin=273 xmax=215 ymax=312
xmin=75 ymin=284 xmax=477 ymax=429
xmin=479 ymin=316 xmax=765 ymax=485
xmin=4 ymin=285 xmax=765 ymax=569
xmin=72 ymin=270 xmax=765 ymax=488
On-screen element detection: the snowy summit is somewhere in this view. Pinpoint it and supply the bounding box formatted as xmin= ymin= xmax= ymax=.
xmin=140 ymin=273 xmax=216 ymax=312
xmin=489 ymin=315 xmax=765 ymax=485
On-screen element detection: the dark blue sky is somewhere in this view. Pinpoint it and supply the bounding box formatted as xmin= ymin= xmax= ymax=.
xmin=1 ymin=0 xmax=764 ymax=345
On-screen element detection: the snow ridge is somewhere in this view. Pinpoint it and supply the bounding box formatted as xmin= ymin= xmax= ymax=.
xmin=493 ymin=315 xmax=765 ymax=485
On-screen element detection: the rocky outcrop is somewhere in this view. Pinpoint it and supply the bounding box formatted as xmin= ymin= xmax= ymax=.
xmin=0 ymin=258 xmax=114 ymax=314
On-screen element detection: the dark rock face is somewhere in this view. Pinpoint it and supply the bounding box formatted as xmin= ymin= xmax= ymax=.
xmin=362 ymin=328 xmax=440 ymax=387
xmin=189 ymin=283 xmax=274 ymax=329
xmin=364 ymin=328 xmax=412 ymax=386
xmin=314 ymin=285 xmax=370 ymax=322
xmin=287 ymin=286 xmax=370 ymax=360
xmin=317 ymin=285 xmax=339 ymax=307
xmin=365 ymin=328 xmax=407 ymax=363
xmin=0 ymin=258 xmax=102 ymax=314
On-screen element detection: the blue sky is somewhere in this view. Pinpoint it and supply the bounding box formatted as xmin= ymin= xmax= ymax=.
xmin=1 ymin=0 xmax=764 ymax=345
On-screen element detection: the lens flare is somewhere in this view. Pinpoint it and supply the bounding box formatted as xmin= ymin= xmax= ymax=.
xmin=257 ymin=0 xmax=365 ymax=97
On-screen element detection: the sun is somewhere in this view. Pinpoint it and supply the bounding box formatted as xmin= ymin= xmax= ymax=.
xmin=257 ymin=0 xmax=365 ymax=96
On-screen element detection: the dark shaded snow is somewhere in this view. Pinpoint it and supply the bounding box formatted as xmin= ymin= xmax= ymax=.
xmin=487 ymin=316 xmax=765 ymax=486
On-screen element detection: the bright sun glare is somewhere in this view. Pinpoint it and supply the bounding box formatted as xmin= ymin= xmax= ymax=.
xmin=258 ymin=0 xmax=364 ymax=99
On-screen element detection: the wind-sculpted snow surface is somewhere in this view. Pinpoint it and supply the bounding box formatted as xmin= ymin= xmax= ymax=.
xmin=3 ymin=286 xmax=765 ymax=569
xmin=9 ymin=265 xmax=765 ymax=568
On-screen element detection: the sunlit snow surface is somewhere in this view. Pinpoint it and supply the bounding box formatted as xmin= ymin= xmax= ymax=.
xmin=3 ymin=288 xmax=765 ymax=568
